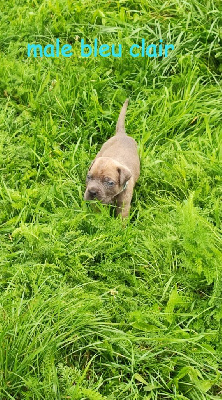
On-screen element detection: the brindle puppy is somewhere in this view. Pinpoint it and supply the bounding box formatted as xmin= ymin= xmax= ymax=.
xmin=84 ymin=99 xmax=140 ymax=217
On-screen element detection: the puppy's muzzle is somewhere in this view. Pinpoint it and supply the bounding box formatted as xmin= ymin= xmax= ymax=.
xmin=88 ymin=189 xmax=98 ymax=199
xmin=84 ymin=186 xmax=100 ymax=200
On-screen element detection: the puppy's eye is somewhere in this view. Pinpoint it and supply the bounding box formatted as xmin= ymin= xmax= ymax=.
xmin=107 ymin=181 xmax=115 ymax=186
xmin=87 ymin=174 xmax=91 ymax=180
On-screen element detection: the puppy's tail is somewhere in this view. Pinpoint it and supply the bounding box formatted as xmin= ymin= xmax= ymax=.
xmin=116 ymin=98 xmax=129 ymax=135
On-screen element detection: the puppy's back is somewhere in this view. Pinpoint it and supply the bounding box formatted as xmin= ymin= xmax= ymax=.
xmin=99 ymin=135 xmax=140 ymax=181
xmin=95 ymin=99 xmax=140 ymax=181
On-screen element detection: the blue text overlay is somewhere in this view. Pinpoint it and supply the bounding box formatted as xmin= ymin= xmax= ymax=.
xmin=27 ymin=38 xmax=174 ymax=58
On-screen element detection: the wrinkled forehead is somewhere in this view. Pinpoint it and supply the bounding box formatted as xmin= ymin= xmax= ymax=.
xmin=90 ymin=158 xmax=118 ymax=180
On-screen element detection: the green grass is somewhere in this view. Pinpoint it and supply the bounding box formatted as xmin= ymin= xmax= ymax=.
xmin=0 ymin=0 xmax=222 ymax=399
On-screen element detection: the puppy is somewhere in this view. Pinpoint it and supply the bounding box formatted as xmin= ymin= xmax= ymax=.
xmin=84 ymin=99 xmax=140 ymax=217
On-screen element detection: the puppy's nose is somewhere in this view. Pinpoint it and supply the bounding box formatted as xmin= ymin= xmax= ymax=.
xmin=88 ymin=189 xmax=97 ymax=198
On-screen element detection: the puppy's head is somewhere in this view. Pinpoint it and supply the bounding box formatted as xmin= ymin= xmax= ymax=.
xmin=84 ymin=157 xmax=132 ymax=204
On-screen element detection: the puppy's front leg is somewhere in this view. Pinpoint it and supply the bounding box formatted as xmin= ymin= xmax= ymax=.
xmin=116 ymin=202 xmax=131 ymax=218
xmin=116 ymin=181 xmax=134 ymax=218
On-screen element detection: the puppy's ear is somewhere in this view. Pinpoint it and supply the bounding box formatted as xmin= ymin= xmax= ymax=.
xmin=88 ymin=159 xmax=95 ymax=171
xmin=118 ymin=165 xmax=132 ymax=186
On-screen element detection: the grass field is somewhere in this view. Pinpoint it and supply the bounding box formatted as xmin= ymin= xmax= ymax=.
xmin=0 ymin=0 xmax=222 ymax=399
